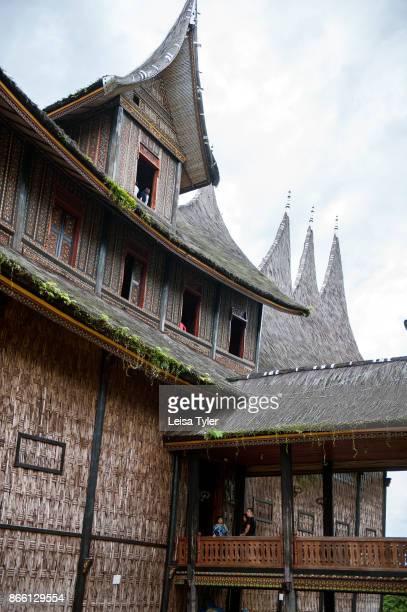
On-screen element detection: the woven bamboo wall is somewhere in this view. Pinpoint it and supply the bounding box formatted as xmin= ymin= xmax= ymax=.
xmin=23 ymin=153 xmax=103 ymax=283
xmin=0 ymin=531 xmax=80 ymax=610
xmin=0 ymin=300 xmax=100 ymax=533
xmin=0 ymin=121 xmax=23 ymax=242
xmin=116 ymin=112 xmax=177 ymax=222
xmin=166 ymin=259 xmax=215 ymax=343
xmin=84 ymin=540 xmax=166 ymax=611
xmin=217 ymin=287 xmax=260 ymax=362
xmin=92 ymin=362 xmax=173 ymax=544
xmin=64 ymin=109 xmax=113 ymax=173
xmin=102 ymin=219 xmax=165 ymax=317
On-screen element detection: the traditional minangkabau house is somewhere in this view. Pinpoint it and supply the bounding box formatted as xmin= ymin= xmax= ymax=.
xmin=0 ymin=0 xmax=406 ymax=610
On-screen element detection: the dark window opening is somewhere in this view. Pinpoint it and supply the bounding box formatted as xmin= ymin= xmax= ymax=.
xmin=135 ymin=155 xmax=158 ymax=208
xmin=133 ymin=94 xmax=140 ymax=106
xmin=48 ymin=205 xmax=78 ymax=265
xmin=181 ymin=289 xmax=200 ymax=336
xmin=229 ymin=315 xmax=246 ymax=358
xmin=120 ymin=253 xmax=146 ymax=307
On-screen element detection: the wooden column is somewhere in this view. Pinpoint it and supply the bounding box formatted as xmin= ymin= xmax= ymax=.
xmin=12 ymin=143 xmax=32 ymax=252
xmin=186 ymin=454 xmax=199 ymax=612
xmin=322 ymin=462 xmax=335 ymax=612
xmin=170 ymin=161 xmax=182 ymax=226
xmin=73 ymin=352 xmax=111 ymax=612
xmin=159 ymin=254 xmax=172 ymax=332
xmin=228 ymin=465 xmax=246 ymax=612
xmin=95 ymin=211 xmax=110 ymax=296
xmin=106 ymin=105 xmax=124 ymax=181
xmin=280 ymin=445 xmax=297 ymax=612
xmin=210 ymin=284 xmax=221 ymax=359
xmin=379 ymin=472 xmax=390 ymax=612
xmin=254 ymin=303 xmax=264 ymax=371
xmin=160 ymin=453 xmax=181 ymax=612
xmin=351 ymin=472 xmax=362 ymax=612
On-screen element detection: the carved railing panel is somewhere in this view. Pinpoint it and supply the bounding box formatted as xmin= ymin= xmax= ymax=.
xmin=176 ymin=536 xmax=283 ymax=567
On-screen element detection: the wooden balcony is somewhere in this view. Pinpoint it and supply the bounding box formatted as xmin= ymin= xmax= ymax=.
xmin=176 ymin=536 xmax=407 ymax=573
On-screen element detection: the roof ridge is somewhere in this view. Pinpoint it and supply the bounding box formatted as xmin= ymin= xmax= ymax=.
xmin=260 ymin=211 xmax=292 ymax=297
xmin=227 ymin=355 xmax=407 ymax=382
xmin=293 ymin=224 xmax=319 ymax=301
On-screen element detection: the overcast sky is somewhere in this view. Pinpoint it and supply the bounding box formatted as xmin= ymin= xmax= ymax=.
xmin=1 ymin=0 xmax=406 ymax=534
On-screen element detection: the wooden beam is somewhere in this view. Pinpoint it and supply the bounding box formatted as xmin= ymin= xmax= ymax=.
xmin=210 ymin=284 xmax=221 ymax=360
xmin=322 ymin=461 xmax=335 ymax=612
xmin=351 ymin=472 xmax=363 ymax=612
xmin=159 ymin=254 xmax=172 ymax=332
xmin=106 ymin=105 xmax=123 ymax=181
xmin=228 ymin=465 xmax=246 ymax=612
xmin=12 ymin=143 xmax=32 ymax=252
xmin=171 ymin=161 xmax=182 ymax=225
xmin=186 ymin=454 xmax=199 ymax=612
xmin=160 ymin=453 xmax=181 ymax=612
xmin=73 ymin=351 xmax=110 ymax=612
xmin=95 ymin=210 xmax=110 ymax=296
xmin=280 ymin=445 xmax=297 ymax=612
xmin=254 ymin=302 xmax=263 ymax=371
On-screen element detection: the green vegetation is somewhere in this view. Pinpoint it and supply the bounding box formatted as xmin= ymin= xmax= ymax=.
xmin=384 ymin=595 xmax=407 ymax=611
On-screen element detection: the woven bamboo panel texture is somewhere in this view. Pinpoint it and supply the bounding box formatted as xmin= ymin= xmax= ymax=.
xmin=241 ymin=589 xmax=279 ymax=611
xmin=0 ymin=530 xmax=80 ymax=610
xmin=65 ymin=109 xmax=112 ymax=173
xmin=83 ymin=540 xmax=166 ymax=610
xmin=0 ymin=301 xmax=100 ymax=533
xmin=0 ymin=121 xmax=23 ymax=229
xmin=360 ymin=473 xmax=384 ymax=536
xmin=92 ymin=362 xmax=172 ymax=544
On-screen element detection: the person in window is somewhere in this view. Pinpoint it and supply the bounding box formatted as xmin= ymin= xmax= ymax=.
xmin=212 ymin=515 xmax=229 ymax=537
xmin=137 ymin=186 xmax=150 ymax=204
xmin=239 ymin=512 xmax=248 ymax=535
xmin=241 ymin=507 xmax=256 ymax=536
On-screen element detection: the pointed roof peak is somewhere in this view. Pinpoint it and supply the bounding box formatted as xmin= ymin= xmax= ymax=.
xmin=321 ymin=232 xmax=342 ymax=295
xmin=260 ymin=210 xmax=292 ymax=296
xmin=293 ymin=224 xmax=319 ymax=303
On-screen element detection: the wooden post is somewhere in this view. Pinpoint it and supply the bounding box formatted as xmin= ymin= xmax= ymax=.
xmin=160 ymin=453 xmax=181 ymax=612
xmin=170 ymin=161 xmax=182 ymax=225
xmin=210 ymin=284 xmax=221 ymax=359
xmin=322 ymin=462 xmax=335 ymax=612
xmin=254 ymin=303 xmax=263 ymax=372
xmin=186 ymin=454 xmax=199 ymax=612
xmin=12 ymin=143 xmax=32 ymax=252
xmin=379 ymin=472 xmax=390 ymax=612
xmin=95 ymin=211 xmax=110 ymax=296
xmin=73 ymin=351 xmax=110 ymax=612
xmin=351 ymin=472 xmax=362 ymax=612
xmin=106 ymin=105 xmax=124 ymax=181
xmin=280 ymin=445 xmax=296 ymax=612
xmin=228 ymin=465 xmax=246 ymax=612
xmin=159 ymin=254 xmax=172 ymax=332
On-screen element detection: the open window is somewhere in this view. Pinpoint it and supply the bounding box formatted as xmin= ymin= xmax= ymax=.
xmin=228 ymin=313 xmax=247 ymax=358
xmin=47 ymin=192 xmax=81 ymax=266
xmin=180 ymin=288 xmax=201 ymax=336
xmin=120 ymin=251 xmax=147 ymax=307
xmin=135 ymin=145 xmax=159 ymax=209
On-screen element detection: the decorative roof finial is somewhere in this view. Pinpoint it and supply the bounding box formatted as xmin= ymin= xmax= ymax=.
xmin=334 ymin=215 xmax=339 ymax=233
xmin=285 ymin=190 xmax=292 ymax=210
xmin=309 ymin=204 xmax=316 ymax=224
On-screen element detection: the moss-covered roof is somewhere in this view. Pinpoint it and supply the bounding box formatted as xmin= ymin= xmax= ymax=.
xmin=0 ymin=245 xmax=244 ymax=389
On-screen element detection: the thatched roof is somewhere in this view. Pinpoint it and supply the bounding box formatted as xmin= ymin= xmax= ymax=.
xmin=259 ymin=213 xmax=361 ymax=369
xmin=44 ymin=0 xmax=218 ymax=193
xmin=177 ymin=186 xmax=306 ymax=312
xmin=224 ymin=357 xmax=407 ymax=434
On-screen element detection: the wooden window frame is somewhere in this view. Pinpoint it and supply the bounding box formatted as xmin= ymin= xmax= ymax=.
xmin=181 ymin=286 xmax=201 ymax=337
xmin=137 ymin=144 xmax=160 ymax=210
xmin=48 ymin=188 xmax=83 ymax=266
xmin=14 ymin=432 xmax=66 ymax=475
xmin=120 ymin=246 xmax=148 ymax=308
xmin=229 ymin=312 xmax=247 ymax=359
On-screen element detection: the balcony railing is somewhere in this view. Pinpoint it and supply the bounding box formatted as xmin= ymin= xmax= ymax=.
xmin=176 ymin=536 xmax=407 ymax=572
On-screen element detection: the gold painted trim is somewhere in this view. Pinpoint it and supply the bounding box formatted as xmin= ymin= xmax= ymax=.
xmin=164 ymin=427 xmax=407 ymax=450
xmin=0 ymin=77 xmax=306 ymax=316
xmin=0 ymin=273 xmax=188 ymax=385
xmin=47 ymin=87 xmax=105 ymax=118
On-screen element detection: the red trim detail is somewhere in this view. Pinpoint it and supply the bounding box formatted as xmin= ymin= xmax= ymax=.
xmin=48 ymin=186 xmax=84 ymax=266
